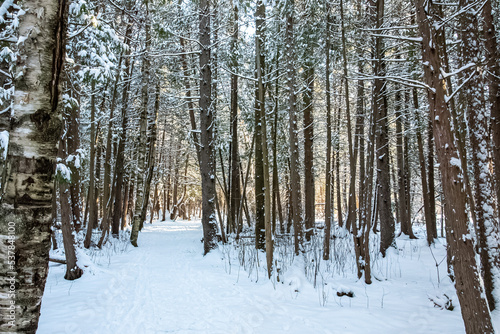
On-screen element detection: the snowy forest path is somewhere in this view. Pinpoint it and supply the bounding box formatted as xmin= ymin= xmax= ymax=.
xmin=37 ymin=220 xmax=473 ymax=334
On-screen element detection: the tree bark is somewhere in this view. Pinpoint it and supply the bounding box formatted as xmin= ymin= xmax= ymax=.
xmin=112 ymin=18 xmax=133 ymax=237
xmin=198 ymin=0 xmax=218 ymax=254
xmin=415 ymin=1 xmax=494 ymax=331
xmin=371 ymin=0 xmax=395 ymax=256
xmin=485 ymin=0 xmax=500 ymax=216
xmin=459 ymin=0 xmax=499 ymax=311
xmin=340 ymin=0 xmax=356 ymax=233
xmin=57 ymin=127 xmax=83 ymax=281
xmin=286 ymin=0 xmax=302 ymax=255
xmin=303 ymin=64 xmax=315 ymax=241
xmin=255 ymin=0 xmax=273 ymax=278
xmin=229 ymin=0 xmax=241 ymax=236
xmin=84 ymin=80 xmax=98 ymax=247
xmin=0 ymin=0 xmax=66 ymax=331
xmin=323 ymin=4 xmax=332 ymax=261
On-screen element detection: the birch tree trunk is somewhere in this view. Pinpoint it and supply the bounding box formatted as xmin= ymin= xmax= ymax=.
xmin=0 ymin=0 xmax=66 ymax=331
xmin=130 ymin=0 xmax=151 ymax=246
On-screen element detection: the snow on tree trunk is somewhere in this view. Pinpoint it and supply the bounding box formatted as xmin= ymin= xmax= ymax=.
xmin=459 ymin=0 xmax=500 ymax=311
xmin=415 ymin=1 xmax=494 ymax=332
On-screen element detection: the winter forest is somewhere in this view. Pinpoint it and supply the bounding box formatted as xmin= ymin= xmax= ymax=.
xmin=1 ymin=0 xmax=500 ymax=332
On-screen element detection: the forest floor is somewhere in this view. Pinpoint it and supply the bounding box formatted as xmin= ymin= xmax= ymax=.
xmin=38 ymin=219 xmax=500 ymax=334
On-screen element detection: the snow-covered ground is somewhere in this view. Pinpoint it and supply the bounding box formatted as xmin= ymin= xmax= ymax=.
xmin=38 ymin=219 xmax=499 ymax=334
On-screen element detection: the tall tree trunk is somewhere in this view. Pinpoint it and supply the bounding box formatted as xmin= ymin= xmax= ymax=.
xmin=414 ymin=89 xmax=435 ymax=244
xmin=460 ymin=0 xmax=499 ymax=311
xmin=94 ymin=141 xmax=101 ymax=227
xmin=395 ymin=85 xmax=415 ymax=238
xmin=170 ymin=143 xmax=180 ymax=220
xmin=130 ymin=0 xmax=151 ymax=245
xmin=254 ymin=43 xmax=265 ymax=249
xmin=57 ymin=127 xmax=83 ymax=281
xmin=0 ymin=0 xmax=66 ymax=331
xmin=121 ymin=175 xmax=130 ymax=228
xmin=137 ymin=82 xmax=160 ymax=241
xmin=354 ymin=0 xmax=371 ymax=281
xmin=323 ymin=4 xmax=332 ymax=261
xmin=112 ymin=19 xmax=133 ymax=237
xmin=303 ymin=65 xmax=315 ymax=241
xmin=198 ymin=0 xmax=218 ymax=254
xmin=84 ymin=80 xmax=98 ymax=247
xmin=286 ymin=0 xmax=302 ymax=255
xmin=340 ymin=0 xmax=356 ymax=233
xmin=255 ymin=0 xmax=273 ymax=278
xmin=485 ymin=0 xmax=500 ymax=215
xmin=482 ymin=0 xmax=500 ymax=310
xmin=335 ymin=107 xmax=343 ymax=227
xmin=67 ymin=92 xmax=81 ymax=232
xmin=371 ymin=0 xmax=395 ymax=255
xmin=271 ymin=51 xmax=283 ymax=234
xmin=102 ymin=54 xmax=123 ymax=231
xmin=229 ymin=0 xmax=241 ymax=237
xmin=415 ymin=1 xmax=494 ymax=331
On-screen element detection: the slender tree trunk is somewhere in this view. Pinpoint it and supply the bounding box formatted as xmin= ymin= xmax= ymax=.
xmin=255 ymin=0 xmax=273 ymax=278
xmin=94 ymin=141 xmax=101 ymax=227
xmin=198 ymin=0 xmax=218 ymax=254
xmin=229 ymin=0 xmax=241 ymax=237
xmin=84 ymin=81 xmax=98 ymax=247
xmin=67 ymin=92 xmax=81 ymax=232
xmin=271 ymin=53 xmax=283 ymax=234
xmin=136 ymin=82 xmax=160 ymax=242
xmin=286 ymin=0 xmax=302 ymax=255
xmin=395 ymin=86 xmax=415 ymax=238
xmin=170 ymin=143 xmax=180 ymax=220
xmin=303 ymin=65 xmax=315 ymax=241
xmin=323 ymin=5 xmax=332 ymax=261
xmin=335 ymin=107 xmax=343 ymax=228
xmin=122 ymin=176 xmax=130 ymax=228
xmin=112 ymin=19 xmax=133 ymax=237
xmin=414 ymin=90 xmax=435 ymax=244
xmin=340 ymin=0 xmax=356 ymax=233
xmin=130 ymin=1 xmax=151 ymax=245
xmin=58 ymin=129 xmax=83 ymax=281
xmin=102 ymin=54 xmax=122 ymax=230
xmin=254 ymin=47 xmax=265 ymax=249
xmin=371 ymin=0 xmax=395 ymax=255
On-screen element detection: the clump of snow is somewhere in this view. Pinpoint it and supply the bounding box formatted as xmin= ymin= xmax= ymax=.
xmin=56 ymin=163 xmax=71 ymax=182
xmin=0 ymin=130 xmax=8 ymax=160
xmin=450 ymin=157 xmax=461 ymax=168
